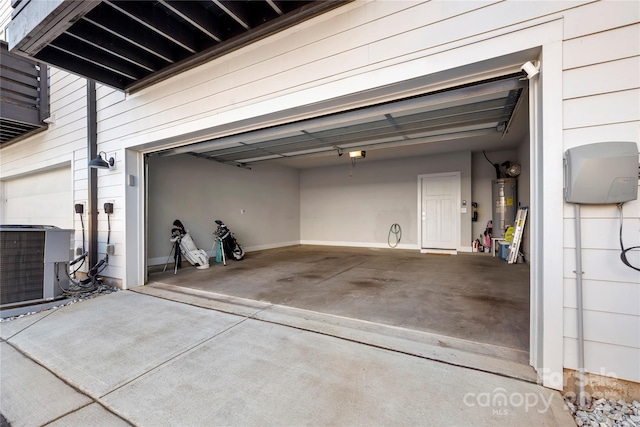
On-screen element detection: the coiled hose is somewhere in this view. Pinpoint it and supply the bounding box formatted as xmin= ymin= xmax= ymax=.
xmin=388 ymin=223 xmax=402 ymax=248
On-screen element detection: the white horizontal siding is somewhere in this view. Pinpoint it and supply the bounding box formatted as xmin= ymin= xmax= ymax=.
xmin=96 ymin=0 xmax=578 ymax=149
xmin=52 ymin=100 xmax=85 ymax=126
xmin=563 ymin=248 xmax=640 ymax=284
xmin=355 ymin=1 xmax=500 ymax=64
xmin=96 ymin=181 xmax=123 ymax=201
xmin=563 ymin=193 xmax=640 ymax=219
xmin=366 ymin=1 xmax=585 ymax=64
xmin=94 ymin=185 xmax=125 ymax=280
xmin=563 ymin=56 xmax=640 ymax=99
xmin=563 ymin=218 xmax=640 ymax=250
xmin=563 ymin=89 xmax=640 ymax=129
xmin=563 ymin=23 xmax=640 ymax=70
xmin=50 ymin=72 xmax=86 ymax=108
xmin=96 ymin=83 xmax=122 ymax=100
xmin=564 ymin=338 xmax=640 ymax=383
xmin=564 ymin=278 xmax=640 ymax=317
xmin=563 ymin=122 xmax=640 ymax=152
xmin=0 ymin=0 xmax=11 ymax=41
xmin=564 ymin=308 xmax=640 ymax=348
xmin=561 ymin=5 xmax=640 ymax=387
xmin=563 ymin=0 xmax=640 ymax=40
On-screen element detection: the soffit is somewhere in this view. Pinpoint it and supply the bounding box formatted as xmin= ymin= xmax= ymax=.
xmin=7 ymin=0 xmax=349 ymax=92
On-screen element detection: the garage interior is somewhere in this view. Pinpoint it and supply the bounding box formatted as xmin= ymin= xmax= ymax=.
xmin=144 ymin=68 xmax=534 ymax=380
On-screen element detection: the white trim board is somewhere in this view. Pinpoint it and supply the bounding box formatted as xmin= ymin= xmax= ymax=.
xmin=300 ymin=240 xmax=420 ymax=251
xmin=420 ymin=249 xmax=457 ymax=255
xmin=147 ymin=241 xmax=301 ymax=266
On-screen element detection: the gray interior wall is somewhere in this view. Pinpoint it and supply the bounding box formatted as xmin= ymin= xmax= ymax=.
xmin=300 ymin=151 xmax=472 ymax=248
xmin=147 ymin=154 xmax=300 ymax=263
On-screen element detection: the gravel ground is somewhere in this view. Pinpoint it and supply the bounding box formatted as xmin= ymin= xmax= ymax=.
xmin=565 ymin=394 xmax=640 ymax=427
xmin=0 ymin=285 xmax=118 ymax=323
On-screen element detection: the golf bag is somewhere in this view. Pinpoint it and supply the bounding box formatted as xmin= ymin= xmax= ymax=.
xmin=171 ymin=220 xmax=209 ymax=269
xmin=214 ymin=220 xmax=245 ymax=261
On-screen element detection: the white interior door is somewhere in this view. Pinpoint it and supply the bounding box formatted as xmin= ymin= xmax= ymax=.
xmin=420 ymin=173 xmax=460 ymax=250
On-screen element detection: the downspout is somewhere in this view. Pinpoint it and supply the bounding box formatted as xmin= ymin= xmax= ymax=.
xmin=87 ymin=80 xmax=98 ymax=268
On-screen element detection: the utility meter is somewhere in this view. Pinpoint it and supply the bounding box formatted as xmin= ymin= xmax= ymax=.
xmin=564 ymin=141 xmax=639 ymax=204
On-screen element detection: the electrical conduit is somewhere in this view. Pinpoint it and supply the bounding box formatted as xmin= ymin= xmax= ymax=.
xmin=574 ymin=203 xmax=586 ymax=407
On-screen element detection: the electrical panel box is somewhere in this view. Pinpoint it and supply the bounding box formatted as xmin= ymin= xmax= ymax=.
xmin=564 ymin=141 xmax=639 ymax=204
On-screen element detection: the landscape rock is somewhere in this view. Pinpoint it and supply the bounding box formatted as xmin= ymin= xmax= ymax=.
xmin=565 ymin=395 xmax=640 ymax=427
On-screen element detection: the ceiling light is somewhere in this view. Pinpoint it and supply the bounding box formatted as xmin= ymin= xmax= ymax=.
xmin=349 ymin=150 xmax=366 ymax=159
xmin=89 ymin=151 xmax=115 ymax=170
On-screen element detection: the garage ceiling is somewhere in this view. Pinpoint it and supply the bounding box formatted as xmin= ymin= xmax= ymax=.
xmin=156 ymin=74 xmax=528 ymax=168
xmin=7 ymin=0 xmax=350 ymax=92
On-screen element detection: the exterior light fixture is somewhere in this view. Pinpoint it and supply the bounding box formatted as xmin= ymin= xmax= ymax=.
xmin=89 ymin=151 xmax=115 ymax=170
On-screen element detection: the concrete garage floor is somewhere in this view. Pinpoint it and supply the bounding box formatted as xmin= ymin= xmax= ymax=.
xmin=146 ymin=245 xmax=532 ymax=377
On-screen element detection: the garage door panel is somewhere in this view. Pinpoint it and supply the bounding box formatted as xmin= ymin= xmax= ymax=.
xmin=5 ymin=169 xmax=70 ymax=197
xmin=3 ymin=167 xmax=72 ymax=228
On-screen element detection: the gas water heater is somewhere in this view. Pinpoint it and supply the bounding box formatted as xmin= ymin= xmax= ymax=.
xmin=492 ymin=178 xmax=517 ymax=238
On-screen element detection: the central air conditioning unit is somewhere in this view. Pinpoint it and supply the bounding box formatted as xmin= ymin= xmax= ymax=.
xmin=0 ymin=225 xmax=73 ymax=308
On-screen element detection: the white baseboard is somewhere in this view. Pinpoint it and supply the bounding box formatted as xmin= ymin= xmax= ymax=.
xmin=148 ymin=255 xmax=178 ymax=267
xmin=244 ymin=241 xmax=301 ymax=252
xmin=148 ymin=241 xmax=473 ymax=266
xmin=418 ymin=245 xmax=473 ymax=255
xmin=300 ymin=240 xmax=420 ymax=250
xmin=148 ymin=241 xmax=301 ymax=266
xmin=420 ymin=248 xmax=457 ymax=255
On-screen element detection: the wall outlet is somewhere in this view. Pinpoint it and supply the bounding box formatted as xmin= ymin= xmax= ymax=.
xmin=74 ymin=202 xmax=87 ymax=215
xmin=240 ymin=209 xmax=245 ymax=215
xmin=107 ymin=244 xmax=115 ymax=255
xmin=76 ymin=247 xmax=83 ymax=256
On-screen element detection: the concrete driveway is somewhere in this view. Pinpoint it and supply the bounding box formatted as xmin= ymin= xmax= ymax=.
xmin=148 ymin=246 xmax=532 ymax=379
xmin=1 ymin=290 xmax=574 ymax=426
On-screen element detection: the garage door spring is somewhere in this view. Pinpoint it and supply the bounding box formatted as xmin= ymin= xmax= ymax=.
xmin=388 ymin=223 xmax=402 ymax=248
